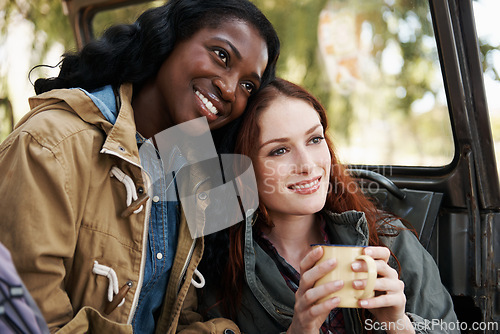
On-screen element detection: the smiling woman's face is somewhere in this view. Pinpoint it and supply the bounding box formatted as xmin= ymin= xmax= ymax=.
xmin=154 ymin=19 xmax=268 ymax=131
xmin=253 ymin=95 xmax=332 ymax=219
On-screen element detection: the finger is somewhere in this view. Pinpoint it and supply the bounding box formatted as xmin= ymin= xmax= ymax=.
xmin=374 ymin=261 xmax=398 ymax=279
xmin=359 ymin=291 xmax=406 ymax=309
xmin=301 ymin=257 xmax=337 ymax=289
xmin=374 ymin=277 xmax=405 ymax=294
xmin=299 ymin=280 xmax=344 ymax=307
xmin=351 ymin=259 xmax=378 ymax=272
xmin=364 ymin=246 xmax=390 ymax=262
xmin=352 ymin=259 xmax=397 ymax=279
xmin=353 ymin=273 xmax=402 ymax=294
xmin=352 ymin=276 xmax=402 ymax=292
xmin=352 ymin=278 xmax=367 ymax=290
xmin=299 ymin=246 xmax=324 ymax=274
xmin=307 ymin=297 xmax=341 ymax=318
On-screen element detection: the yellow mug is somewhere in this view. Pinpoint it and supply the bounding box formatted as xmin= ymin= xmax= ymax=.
xmin=313 ymin=245 xmax=377 ymax=308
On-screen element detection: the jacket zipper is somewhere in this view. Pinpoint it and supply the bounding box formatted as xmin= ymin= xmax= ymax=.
xmin=275 ymin=308 xmax=294 ymax=317
xmin=355 ymin=308 xmax=364 ymax=333
xmin=176 ymin=238 xmax=197 ymax=294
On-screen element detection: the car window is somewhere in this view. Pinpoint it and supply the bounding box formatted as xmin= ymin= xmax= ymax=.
xmin=322 ymin=0 xmax=453 ymax=167
xmin=90 ymin=0 xmax=455 ymax=167
xmin=473 ymin=0 xmax=500 ymax=177
xmin=92 ymin=1 xmax=164 ymax=37
xmin=253 ymin=0 xmax=455 ymax=167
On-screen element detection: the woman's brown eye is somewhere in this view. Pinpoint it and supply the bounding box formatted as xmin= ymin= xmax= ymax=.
xmin=241 ymin=82 xmax=255 ymax=94
xmin=214 ymin=49 xmax=228 ymax=64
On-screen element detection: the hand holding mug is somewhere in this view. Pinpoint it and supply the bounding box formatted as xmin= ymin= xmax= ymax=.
xmin=312 ymin=245 xmax=377 ymax=308
xmin=287 ymin=246 xmax=342 ymax=334
xmin=353 ymin=246 xmax=415 ymax=334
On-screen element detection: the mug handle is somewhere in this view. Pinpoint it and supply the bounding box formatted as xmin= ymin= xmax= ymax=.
xmin=355 ymin=254 xmax=377 ymax=299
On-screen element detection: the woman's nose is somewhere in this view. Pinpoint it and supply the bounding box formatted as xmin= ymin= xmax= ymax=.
xmin=213 ymin=75 xmax=237 ymax=103
xmin=293 ymin=149 xmax=315 ymax=174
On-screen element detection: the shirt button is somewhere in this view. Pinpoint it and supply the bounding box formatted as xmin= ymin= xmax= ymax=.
xmin=156 ymin=252 xmax=163 ymax=260
xmin=153 ymin=195 xmax=160 ymax=203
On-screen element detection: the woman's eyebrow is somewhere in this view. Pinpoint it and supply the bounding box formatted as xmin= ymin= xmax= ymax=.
xmin=259 ymin=124 xmax=322 ymax=150
xmin=213 ymin=37 xmax=262 ymax=83
xmin=259 ymin=137 xmax=288 ymax=150
xmin=305 ymin=124 xmax=321 ymax=135
xmin=214 ymin=37 xmax=242 ymax=59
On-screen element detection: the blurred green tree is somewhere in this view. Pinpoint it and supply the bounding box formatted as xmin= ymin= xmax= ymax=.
xmin=0 ymin=0 xmax=73 ymax=140
xmin=1 ymin=0 xmax=499 ymax=163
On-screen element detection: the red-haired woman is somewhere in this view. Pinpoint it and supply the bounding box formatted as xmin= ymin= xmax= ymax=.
xmin=197 ymin=78 xmax=458 ymax=334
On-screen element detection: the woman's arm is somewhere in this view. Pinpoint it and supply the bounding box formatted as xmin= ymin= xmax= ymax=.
xmin=176 ymin=285 xmax=241 ymax=333
xmin=0 ymin=131 xmax=81 ymax=330
xmin=0 ymin=125 xmax=131 ymax=333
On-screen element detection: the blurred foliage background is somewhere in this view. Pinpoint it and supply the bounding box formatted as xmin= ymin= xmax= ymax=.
xmin=1 ymin=0 xmax=499 ymax=167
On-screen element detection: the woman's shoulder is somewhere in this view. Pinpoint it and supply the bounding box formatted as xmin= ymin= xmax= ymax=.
xmin=321 ymin=209 xmax=420 ymax=250
xmin=5 ymin=90 xmax=105 ymax=152
xmin=377 ymin=216 xmax=432 ymax=268
xmin=376 ymin=215 xmax=412 ymax=234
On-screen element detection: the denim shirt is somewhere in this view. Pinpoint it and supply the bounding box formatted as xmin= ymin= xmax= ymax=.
xmin=83 ymin=85 xmax=183 ymax=333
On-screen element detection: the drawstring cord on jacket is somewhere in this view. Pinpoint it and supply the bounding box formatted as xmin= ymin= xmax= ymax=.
xmin=110 ymin=166 xmax=145 ymax=215
xmin=191 ymin=268 xmax=205 ymax=288
xmin=92 ymin=261 xmax=126 ymax=307
xmin=109 ymin=166 xmax=205 ymax=291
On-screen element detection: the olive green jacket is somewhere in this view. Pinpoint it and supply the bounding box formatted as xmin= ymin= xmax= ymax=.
xmin=200 ymin=210 xmax=459 ymax=334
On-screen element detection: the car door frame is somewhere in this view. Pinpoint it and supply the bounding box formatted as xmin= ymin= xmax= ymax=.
xmin=351 ymin=0 xmax=500 ymax=330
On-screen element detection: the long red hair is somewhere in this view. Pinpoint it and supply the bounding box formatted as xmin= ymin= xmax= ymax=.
xmin=219 ymin=78 xmax=394 ymax=319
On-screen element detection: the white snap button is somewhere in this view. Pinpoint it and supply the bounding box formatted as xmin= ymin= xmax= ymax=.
xmin=156 ymin=252 xmax=163 ymax=260
xmin=153 ymin=195 xmax=160 ymax=203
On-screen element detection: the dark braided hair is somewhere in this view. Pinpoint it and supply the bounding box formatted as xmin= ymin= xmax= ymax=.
xmin=34 ymin=0 xmax=280 ymax=95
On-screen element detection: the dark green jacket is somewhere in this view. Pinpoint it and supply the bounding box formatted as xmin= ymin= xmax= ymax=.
xmin=201 ymin=210 xmax=459 ymax=334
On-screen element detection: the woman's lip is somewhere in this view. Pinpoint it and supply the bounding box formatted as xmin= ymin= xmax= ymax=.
xmin=287 ymin=176 xmax=322 ymax=194
xmin=288 ymin=176 xmax=321 ymax=188
xmin=194 ymin=89 xmax=224 ymax=121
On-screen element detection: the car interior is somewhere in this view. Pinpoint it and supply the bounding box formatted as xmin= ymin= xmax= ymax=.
xmin=61 ymin=0 xmax=500 ymax=332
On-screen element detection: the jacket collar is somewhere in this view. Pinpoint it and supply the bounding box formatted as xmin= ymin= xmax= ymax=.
xmin=321 ymin=210 xmax=370 ymax=246
xmin=244 ymin=210 xmax=370 ymax=252
xmin=243 ymin=214 xmax=295 ymax=327
xmin=242 ymin=210 xmax=370 ymax=327
xmin=99 ymin=84 xmax=141 ymax=167
xmin=27 ymin=84 xmax=141 ymax=167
